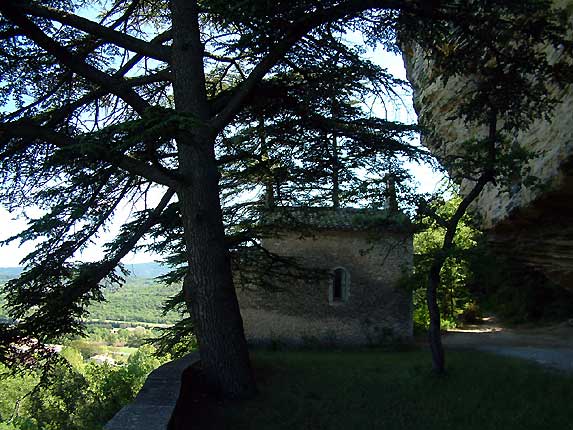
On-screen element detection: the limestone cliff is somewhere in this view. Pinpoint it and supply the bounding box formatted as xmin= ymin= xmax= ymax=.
xmin=403 ymin=1 xmax=573 ymax=288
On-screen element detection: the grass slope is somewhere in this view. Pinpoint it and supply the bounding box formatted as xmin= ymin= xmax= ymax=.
xmin=87 ymin=279 xmax=180 ymax=324
xmin=217 ymin=349 xmax=573 ymax=430
xmin=1 ymin=276 xmax=181 ymax=325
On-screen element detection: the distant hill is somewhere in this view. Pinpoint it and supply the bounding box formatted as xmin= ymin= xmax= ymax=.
xmin=0 ymin=267 xmax=23 ymax=281
xmin=0 ymin=262 xmax=178 ymax=325
xmin=0 ymin=262 xmax=169 ymax=281
xmin=124 ymin=262 xmax=170 ymax=279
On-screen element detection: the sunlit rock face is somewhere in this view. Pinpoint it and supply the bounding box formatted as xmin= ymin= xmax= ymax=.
xmin=403 ymin=1 xmax=573 ymax=289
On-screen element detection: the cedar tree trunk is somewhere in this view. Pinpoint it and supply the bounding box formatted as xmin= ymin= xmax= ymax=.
xmin=170 ymin=0 xmax=257 ymax=399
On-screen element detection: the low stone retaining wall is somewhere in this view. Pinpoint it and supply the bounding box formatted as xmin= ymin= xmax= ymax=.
xmin=105 ymin=352 xmax=200 ymax=430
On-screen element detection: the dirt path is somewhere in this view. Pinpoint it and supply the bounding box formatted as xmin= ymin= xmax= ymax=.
xmin=440 ymin=318 xmax=573 ymax=372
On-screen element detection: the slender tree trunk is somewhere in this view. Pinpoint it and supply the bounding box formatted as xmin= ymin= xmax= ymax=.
xmin=385 ymin=174 xmax=398 ymax=213
xmin=258 ymin=115 xmax=275 ymax=208
xmin=425 ymin=110 xmax=498 ymax=375
xmin=331 ymin=133 xmax=340 ymax=208
xmin=427 ymin=258 xmax=446 ymax=374
xmin=265 ymin=178 xmax=275 ymax=208
xmin=170 ymin=0 xmax=256 ymax=399
xmin=330 ymin=98 xmax=340 ymax=209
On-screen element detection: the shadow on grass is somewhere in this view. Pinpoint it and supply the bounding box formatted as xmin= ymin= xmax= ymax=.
xmin=172 ymin=348 xmax=573 ymax=430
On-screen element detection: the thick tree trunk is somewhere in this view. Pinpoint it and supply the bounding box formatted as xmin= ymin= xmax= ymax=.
xmin=178 ymin=155 xmax=256 ymax=399
xmin=427 ymin=260 xmax=445 ymax=374
xmin=170 ymin=0 xmax=256 ymax=399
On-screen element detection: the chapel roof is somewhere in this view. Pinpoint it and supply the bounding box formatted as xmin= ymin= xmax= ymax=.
xmin=261 ymin=206 xmax=411 ymax=233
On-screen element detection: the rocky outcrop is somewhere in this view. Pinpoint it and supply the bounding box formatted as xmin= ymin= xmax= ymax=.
xmin=403 ymin=1 xmax=573 ymax=289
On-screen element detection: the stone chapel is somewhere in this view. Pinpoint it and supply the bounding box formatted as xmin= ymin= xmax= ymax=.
xmin=235 ymin=207 xmax=414 ymax=346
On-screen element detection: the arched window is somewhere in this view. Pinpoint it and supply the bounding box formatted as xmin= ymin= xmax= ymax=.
xmin=330 ymin=268 xmax=349 ymax=304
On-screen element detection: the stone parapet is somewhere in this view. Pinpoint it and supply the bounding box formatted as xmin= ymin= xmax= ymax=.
xmin=105 ymin=352 xmax=199 ymax=430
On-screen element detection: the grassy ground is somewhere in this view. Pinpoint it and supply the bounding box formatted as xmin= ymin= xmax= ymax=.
xmin=215 ymin=348 xmax=573 ymax=430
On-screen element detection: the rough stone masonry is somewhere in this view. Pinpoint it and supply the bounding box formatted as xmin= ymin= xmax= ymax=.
xmin=235 ymin=207 xmax=414 ymax=347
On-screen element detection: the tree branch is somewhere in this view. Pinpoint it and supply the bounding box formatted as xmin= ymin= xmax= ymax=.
xmin=82 ymin=187 xmax=176 ymax=287
xmin=209 ymin=0 xmax=412 ymax=131
xmin=11 ymin=1 xmax=171 ymax=62
xmin=3 ymin=69 xmax=170 ymax=123
xmin=0 ymin=122 xmax=181 ymax=188
xmin=43 ymin=32 xmax=172 ymax=127
xmin=35 ymin=187 xmax=176 ymax=323
xmin=442 ymin=112 xmax=498 ymax=251
xmin=418 ymin=200 xmax=449 ymax=229
xmin=0 ymin=3 xmax=152 ymax=115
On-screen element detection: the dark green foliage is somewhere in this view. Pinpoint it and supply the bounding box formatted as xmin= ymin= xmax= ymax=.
xmin=401 ymin=0 xmax=573 ymax=129
xmin=409 ymin=193 xmax=573 ymax=327
xmin=0 ymin=345 xmax=164 ymax=430
xmin=0 ymin=0 xmax=177 ymax=357
xmin=406 ymin=196 xmax=482 ymax=329
xmin=152 ymin=317 xmax=197 ymax=360
xmin=407 ymin=198 xmax=573 ymax=327
xmin=218 ymin=52 xmax=423 ymax=210
xmin=397 ymin=0 xmax=573 ymax=198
